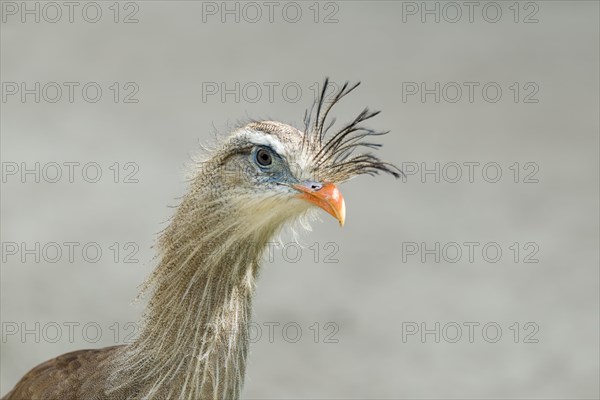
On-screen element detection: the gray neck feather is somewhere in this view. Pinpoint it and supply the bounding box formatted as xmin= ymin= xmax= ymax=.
xmin=107 ymin=166 xmax=273 ymax=400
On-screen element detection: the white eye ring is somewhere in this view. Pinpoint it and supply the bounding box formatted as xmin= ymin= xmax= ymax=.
xmin=255 ymin=148 xmax=272 ymax=167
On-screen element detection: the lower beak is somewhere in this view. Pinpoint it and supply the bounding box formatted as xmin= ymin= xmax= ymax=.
xmin=293 ymin=182 xmax=346 ymax=226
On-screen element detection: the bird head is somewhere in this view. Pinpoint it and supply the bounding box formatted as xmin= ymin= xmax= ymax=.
xmin=194 ymin=80 xmax=400 ymax=234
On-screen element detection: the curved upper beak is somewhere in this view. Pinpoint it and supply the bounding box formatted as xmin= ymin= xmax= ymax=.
xmin=292 ymin=182 xmax=346 ymax=226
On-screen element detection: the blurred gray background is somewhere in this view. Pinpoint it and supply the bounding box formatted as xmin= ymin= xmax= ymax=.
xmin=1 ymin=1 xmax=598 ymax=399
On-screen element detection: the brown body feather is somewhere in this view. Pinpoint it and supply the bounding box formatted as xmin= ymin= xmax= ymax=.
xmin=2 ymin=346 xmax=122 ymax=400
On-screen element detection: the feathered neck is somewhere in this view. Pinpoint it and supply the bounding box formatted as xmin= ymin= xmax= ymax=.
xmin=108 ymin=167 xmax=279 ymax=400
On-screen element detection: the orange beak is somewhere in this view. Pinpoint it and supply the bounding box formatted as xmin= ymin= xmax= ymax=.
xmin=293 ymin=182 xmax=346 ymax=226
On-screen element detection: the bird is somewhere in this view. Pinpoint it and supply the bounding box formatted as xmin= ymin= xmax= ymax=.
xmin=2 ymin=79 xmax=400 ymax=400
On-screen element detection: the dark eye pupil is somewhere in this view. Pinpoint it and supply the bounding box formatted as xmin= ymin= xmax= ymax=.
xmin=257 ymin=149 xmax=272 ymax=166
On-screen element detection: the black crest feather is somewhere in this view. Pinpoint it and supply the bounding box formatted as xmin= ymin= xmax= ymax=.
xmin=303 ymin=78 xmax=402 ymax=182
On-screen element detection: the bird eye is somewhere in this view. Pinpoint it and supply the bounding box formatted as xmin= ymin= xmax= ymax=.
xmin=255 ymin=148 xmax=272 ymax=167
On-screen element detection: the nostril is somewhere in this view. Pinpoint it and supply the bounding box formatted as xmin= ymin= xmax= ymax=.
xmin=299 ymin=181 xmax=324 ymax=191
